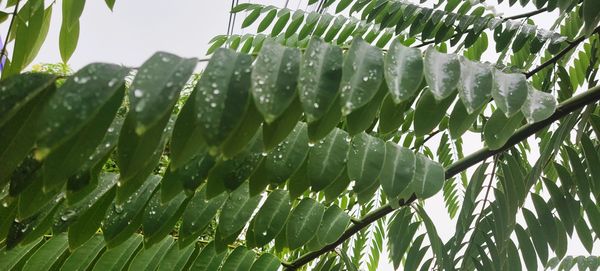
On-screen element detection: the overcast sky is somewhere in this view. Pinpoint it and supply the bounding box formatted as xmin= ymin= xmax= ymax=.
xmin=20 ymin=0 xmax=593 ymax=269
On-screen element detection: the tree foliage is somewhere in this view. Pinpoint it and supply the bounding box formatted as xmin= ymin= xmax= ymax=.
xmin=1 ymin=0 xmax=600 ymax=270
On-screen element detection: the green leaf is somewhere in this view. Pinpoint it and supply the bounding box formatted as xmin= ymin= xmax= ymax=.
xmin=115 ymin=114 xmax=172 ymax=201
xmin=0 ymin=2 xmax=50 ymax=77
xmin=347 ymin=132 xmax=385 ymax=194
xmin=415 ymin=205 xmax=446 ymax=270
xmin=492 ymin=71 xmax=528 ymax=117
xmin=323 ymin=166 xmax=351 ymax=202
xmin=251 ymin=41 xmax=301 ymax=123
xmin=483 ymin=110 xmax=524 ymax=150
xmin=262 ymin=122 xmax=309 ymax=186
xmin=102 ymin=175 xmax=160 ymax=248
xmin=423 ymin=47 xmax=460 ymax=101
xmin=156 ymin=240 xmax=197 ymax=271
xmin=217 ymin=182 xmax=261 ymax=242
xmin=520 ymin=85 xmax=557 ymax=123
xmin=207 ymin=132 xmax=263 ymax=195
xmin=104 ymin=0 xmax=115 ymax=10
xmin=126 ymin=52 xmax=196 ymax=135
xmin=169 ymin=89 xmax=207 ymax=170
xmin=42 ymin=79 xmax=124 ymax=191
xmin=59 ymin=20 xmax=79 ymax=63
xmin=457 ymin=57 xmax=492 ymax=113
xmin=179 ymin=187 xmax=226 ymax=247
xmin=388 ymin=210 xmax=418 ymax=269
xmin=0 ymin=73 xmax=56 ymax=127
xmin=298 ymin=38 xmax=343 ymax=122
xmin=64 ymin=173 xmax=117 ymax=249
xmin=13 ymin=170 xmax=56 ymax=222
xmin=522 ymin=208 xmax=548 ymax=264
xmin=530 ymin=194 xmax=558 ymax=251
xmin=286 ymin=198 xmax=325 ymax=250
xmin=8 ymin=192 xmax=62 ymax=248
xmin=384 ymin=39 xmax=424 ymax=103
xmin=262 ymin=97 xmax=304 ymax=150
xmin=247 ymin=189 xmax=291 ymax=247
xmin=194 ymin=48 xmax=252 ymax=150
xmin=129 ymin=236 xmax=174 ymax=270
xmin=62 ymin=0 xmax=86 ymax=30
xmin=92 ymin=234 xmax=143 ymax=271
xmin=143 ymin=191 xmax=189 ymax=246
xmin=271 ymin=9 xmax=291 ymax=36
xmin=221 ymin=101 xmax=263 ymax=158
xmin=160 ymin=153 xmax=215 ymax=202
xmin=250 ymin=253 xmax=280 ymax=271
xmin=378 ymin=94 xmax=412 ymax=134
xmin=288 ymin=159 xmax=310 ymax=199
xmin=189 ymin=241 xmax=227 ymax=271
xmin=403 ymin=234 xmax=426 ymax=271
xmin=0 ymin=238 xmax=43 ymax=270
xmin=22 ymin=233 xmax=69 ymax=271
xmin=60 ymin=235 xmax=105 ymax=271
xmin=339 ymin=38 xmax=384 ymax=116
xmin=285 ymin=10 xmax=305 ymax=39
xmin=380 ymin=142 xmax=415 ymax=206
xmin=221 ymin=247 xmax=256 ymax=271
xmin=242 ymin=7 xmax=262 ymax=28
xmin=339 ymin=249 xmax=358 ymax=271
xmin=307 ymin=94 xmax=343 ymax=142
xmin=315 ymin=205 xmax=351 ymax=246
xmin=413 ymin=90 xmax=456 ymax=136
xmin=409 ymin=153 xmax=445 ymax=199
xmin=34 ymin=64 xmax=129 ymax=159
xmin=448 ymin=98 xmax=483 ymax=139
xmin=258 ymin=9 xmax=277 ymax=32
xmin=307 ymin=128 xmax=350 ymax=191
xmin=515 ymin=224 xmax=538 ymax=271
xmin=582 ymin=0 xmax=600 ymax=35
xmin=554 ymin=219 xmax=568 ymax=259
xmin=345 ymin=82 xmax=387 ymax=135
xmin=0 ymin=80 xmax=54 ymax=186
xmin=575 ymin=218 xmax=594 ymax=253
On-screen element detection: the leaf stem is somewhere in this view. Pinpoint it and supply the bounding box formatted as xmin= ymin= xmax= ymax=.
xmin=284 ymin=84 xmax=600 ymax=270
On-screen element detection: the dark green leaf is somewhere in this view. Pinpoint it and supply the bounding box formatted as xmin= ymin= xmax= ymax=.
xmin=251 ymin=41 xmax=301 ymax=123
xmin=194 ymin=48 xmax=252 ymax=150
xmin=298 ymin=38 xmax=343 ymax=122
xmin=307 ymin=128 xmax=349 ymax=191
xmin=286 ymin=198 xmax=325 ymax=250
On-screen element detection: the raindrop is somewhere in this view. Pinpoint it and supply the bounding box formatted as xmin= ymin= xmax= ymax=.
xmin=133 ymin=89 xmax=144 ymax=98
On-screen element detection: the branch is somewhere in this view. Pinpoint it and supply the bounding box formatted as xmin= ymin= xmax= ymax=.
xmin=284 ymin=84 xmax=600 ymax=270
xmin=503 ymin=7 xmax=548 ymax=21
xmin=0 ymin=0 xmax=20 ymax=71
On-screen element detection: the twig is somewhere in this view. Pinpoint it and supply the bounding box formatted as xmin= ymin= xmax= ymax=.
xmin=503 ymin=7 xmax=548 ymax=21
xmin=0 ymin=0 xmax=21 ymax=70
xmin=525 ymin=27 xmax=600 ymax=78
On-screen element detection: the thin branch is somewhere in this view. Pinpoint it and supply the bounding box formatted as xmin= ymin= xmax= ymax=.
xmin=411 ymin=130 xmax=441 ymax=151
xmin=284 ymin=84 xmax=600 ymax=270
xmin=525 ymin=27 xmax=600 ymax=78
xmin=502 ymin=7 xmax=548 ymax=21
xmin=0 ymin=0 xmax=21 ymax=70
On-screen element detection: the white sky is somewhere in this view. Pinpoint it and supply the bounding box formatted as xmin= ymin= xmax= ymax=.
xmin=18 ymin=0 xmax=594 ymax=269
